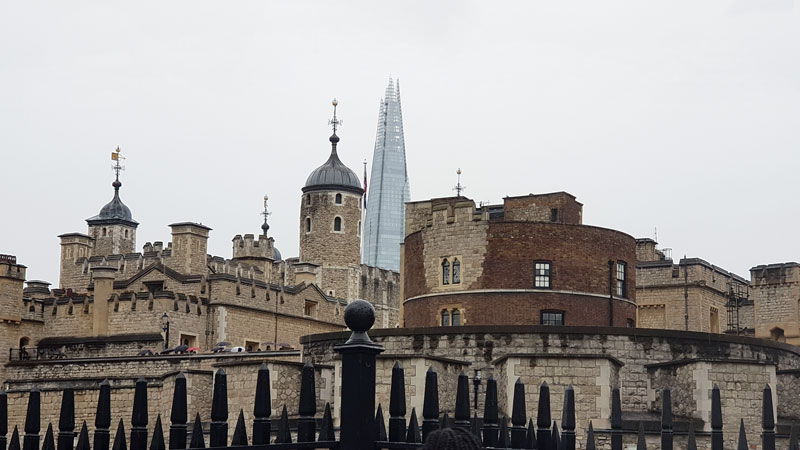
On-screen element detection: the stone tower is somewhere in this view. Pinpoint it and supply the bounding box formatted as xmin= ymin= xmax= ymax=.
xmin=232 ymin=197 xmax=282 ymax=283
xmin=85 ymin=153 xmax=138 ymax=256
xmin=299 ymin=100 xmax=364 ymax=270
xmin=0 ymin=254 xmax=25 ymax=322
xmin=363 ymin=78 xmax=410 ymax=271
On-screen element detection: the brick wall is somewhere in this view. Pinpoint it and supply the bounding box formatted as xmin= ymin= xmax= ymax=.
xmin=404 ymin=292 xmax=636 ymax=328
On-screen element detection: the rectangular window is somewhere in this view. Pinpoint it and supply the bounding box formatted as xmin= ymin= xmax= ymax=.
xmin=534 ymin=262 xmax=552 ymax=288
xmin=541 ymin=311 xmax=564 ymax=326
xmin=616 ymin=262 xmax=627 ymax=297
xmin=550 ymin=208 xmax=559 ymax=222
xmin=304 ymin=300 xmax=317 ymax=317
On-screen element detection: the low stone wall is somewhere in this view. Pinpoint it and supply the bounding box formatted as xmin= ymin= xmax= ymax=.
xmin=2 ymin=351 xmax=325 ymax=445
xmin=302 ymin=324 xmax=800 ymax=449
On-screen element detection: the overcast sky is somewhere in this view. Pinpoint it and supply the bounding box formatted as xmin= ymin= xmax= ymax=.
xmin=1 ymin=1 xmax=798 ymax=285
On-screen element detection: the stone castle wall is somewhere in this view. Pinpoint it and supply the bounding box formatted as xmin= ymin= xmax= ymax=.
xmin=299 ymin=191 xmax=362 ymax=269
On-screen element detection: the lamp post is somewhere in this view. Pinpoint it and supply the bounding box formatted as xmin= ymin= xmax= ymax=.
xmin=473 ymin=368 xmax=481 ymax=410
xmin=162 ymin=312 xmax=170 ymax=349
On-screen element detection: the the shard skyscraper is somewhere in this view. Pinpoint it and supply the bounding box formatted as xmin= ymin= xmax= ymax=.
xmin=362 ymin=78 xmax=410 ymax=272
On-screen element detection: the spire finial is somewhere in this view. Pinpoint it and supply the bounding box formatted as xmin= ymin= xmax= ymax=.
xmin=261 ymin=195 xmax=271 ymax=236
xmin=328 ymin=99 xmax=342 ymax=150
xmin=110 ymin=146 xmax=125 ymax=191
xmin=453 ymin=168 xmax=466 ymax=197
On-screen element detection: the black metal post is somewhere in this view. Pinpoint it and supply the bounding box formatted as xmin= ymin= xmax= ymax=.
xmin=169 ymin=373 xmax=187 ymax=450
xmin=94 ymin=380 xmax=111 ymax=450
xmin=537 ymin=382 xmax=551 ymax=450
xmin=0 ymin=390 xmax=7 ymax=450
xmin=608 ymin=260 xmax=615 ymax=326
xmin=388 ymin=362 xmax=407 ymax=442
xmin=22 ymin=389 xmax=39 ymax=450
xmin=130 ymin=378 xmax=148 ymax=450
xmin=561 ymin=385 xmax=575 ymax=450
xmin=482 ymin=376 xmax=499 ymax=448
xmin=422 ymin=367 xmax=439 ymax=442
xmin=297 ymin=363 xmax=317 ymax=443
xmin=511 ymin=379 xmax=526 ymax=449
xmin=57 ymin=389 xmax=74 ymax=450
xmin=611 ymin=387 xmax=622 ymax=450
xmin=454 ymin=372 xmax=470 ymax=429
xmin=661 ymin=389 xmax=673 ymax=450
xmin=763 ymin=384 xmax=775 ymax=450
xmin=711 ymin=385 xmax=723 ymax=450
xmin=334 ymin=300 xmax=384 ymax=450
xmin=210 ymin=369 xmax=228 ymax=447
xmin=472 ymin=369 xmax=481 ymax=412
xmin=252 ymin=364 xmax=271 ymax=445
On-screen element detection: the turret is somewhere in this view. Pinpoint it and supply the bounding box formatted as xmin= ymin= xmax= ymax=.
xmin=58 ymin=232 xmax=94 ymax=288
xmin=299 ymin=99 xmax=364 ymax=268
xmin=170 ymin=222 xmax=211 ymax=275
xmin=0 ymin=254 xmax=25 ymax=321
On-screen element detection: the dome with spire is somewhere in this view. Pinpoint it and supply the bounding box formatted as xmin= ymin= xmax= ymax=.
xmin=303 ymin=135 xmax=364 ymax=195
xmin=86 ymin=179 xmax=138 ymax=227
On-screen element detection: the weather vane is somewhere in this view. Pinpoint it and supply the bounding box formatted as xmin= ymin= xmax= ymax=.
xmin=261 ymin=195 xmax=271 ymax=235
xmin=453 ymin=168 xmax=466 ymax=197
xmin=110 ymin=146 xmax=126 ymax=181
xmin=329 ymin=98 xmax=342 ymax=134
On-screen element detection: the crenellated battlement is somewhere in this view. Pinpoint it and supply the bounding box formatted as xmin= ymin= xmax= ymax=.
xmin=232 ymin=233 xmax=277 ymax=260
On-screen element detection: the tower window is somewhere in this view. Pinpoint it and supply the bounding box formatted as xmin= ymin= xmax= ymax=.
xmin=125 ymin=229 xmax=129 ymax=238
xmin=102 ymin=228 xmax=107 ymax=236
xmin=452 ymin=259 xmax=461 ymax=284
xmin=534 ymin=262 xmax=552 ymax=288
xmin=306 ymin=194 xmax=311 ymax=205
xmin=335 ymin=193 xmax=342 ymax=204
xmin=305 ymin=217 xmax=312 ymax=233
xmin=441 ymin=259 xmax=450 ymax=285
xmin=441 ymin=309 xmax=450 ymax=326
xmin=550 ymin=208 xmax=559 ymax=222
xmin=334 ymin=217 xmax=342 ymax=232
xmin=616 ymin=261 xmax=627 ymax=297
xmin=451 ymin=309 xmax=461 ymax=326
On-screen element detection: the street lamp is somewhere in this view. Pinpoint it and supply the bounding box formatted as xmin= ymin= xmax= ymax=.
xmin=473 ymin=368 xmax=482 ymax=410
xmin=162 ymin=312 xmax=170 ymax=349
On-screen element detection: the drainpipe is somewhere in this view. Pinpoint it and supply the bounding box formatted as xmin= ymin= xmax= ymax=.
xmin=608 ymin=260 xmax=614 ymax=326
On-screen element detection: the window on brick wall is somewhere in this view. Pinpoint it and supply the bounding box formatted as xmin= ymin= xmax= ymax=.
xmin=534 ymin=261 xmax=552 ymax=288
xmin=550 ymin=208 xmax=559 ymax=222
xmin=441 ymin=309 xmax=450 ymax=326
xmin=627 ymin=319 xmax=635 ymax=328
xmin=451 ymin=309 xmax=461 ymax=326
xmin=541 ymin=310 xmax=564 ymax=326
xmin=616 ymin=261 xmax=627 ymax=297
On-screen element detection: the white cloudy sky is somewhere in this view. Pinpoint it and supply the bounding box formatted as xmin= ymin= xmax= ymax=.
xmin=1 ymin=1 xmax=798 ymax=284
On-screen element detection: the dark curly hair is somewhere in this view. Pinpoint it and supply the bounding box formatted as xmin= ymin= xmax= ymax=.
xmin=421 ymin=427 xmax=482 ymax=450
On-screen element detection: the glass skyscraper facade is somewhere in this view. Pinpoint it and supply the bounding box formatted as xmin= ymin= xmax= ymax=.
xmin=362 ymin=78 xmax=410 ymax=272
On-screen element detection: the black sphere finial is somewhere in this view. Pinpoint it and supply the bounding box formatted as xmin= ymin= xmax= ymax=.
xmin=112 ymin=179 xmax=122 ymax=190
xmin=344 ymin=299 xmax=375 ymax=344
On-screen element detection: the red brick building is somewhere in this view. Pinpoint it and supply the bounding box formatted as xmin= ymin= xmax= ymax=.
xmin=401 ymin=192 xmax=637 ymax=328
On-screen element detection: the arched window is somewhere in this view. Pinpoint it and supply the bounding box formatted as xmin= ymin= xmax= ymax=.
xmin=306 ymin=217 xmax=312 ymax=233
xmin=442 ymin=259 xmax=450 ymax=285
xmin=334 ymin=217 xmax=342 ymax=232
xmin=335 ymin=193 xmax=342 ymax=204
xmin=452 ymin=259 xmax=461 ymax=284
xmin=125 ymin=229 xmax=129 ymax=238
xmin=451 ymin=309 xmax=461 ymax=326
xmin=441 ymin=309 xmax=450 ymax=326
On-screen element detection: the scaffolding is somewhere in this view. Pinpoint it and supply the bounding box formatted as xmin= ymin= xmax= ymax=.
xmin=726 ymin=281 xmax=749 ymax=335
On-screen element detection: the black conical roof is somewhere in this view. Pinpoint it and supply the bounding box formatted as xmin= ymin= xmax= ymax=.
xmin=302 ymin=134 xmax=363 ymax=195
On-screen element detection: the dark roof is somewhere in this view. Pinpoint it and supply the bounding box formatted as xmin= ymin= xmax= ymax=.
xmin=86 ymin=181 xmax=138 ymax=227
xmin=303 ymin=137 xmax=363 ymax=194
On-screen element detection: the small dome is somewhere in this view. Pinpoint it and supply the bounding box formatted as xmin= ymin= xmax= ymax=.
xmin=272 ymin=247 xmax=282 ymax=261
xmin=86 ymin=180 xmax=138 ymax=226
xmin=303 ymin=134 xmax=363 ymax=195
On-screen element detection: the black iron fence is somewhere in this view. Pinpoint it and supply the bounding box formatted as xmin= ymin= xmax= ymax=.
xmin=0 ymin=301 xmax=795 ymax=450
